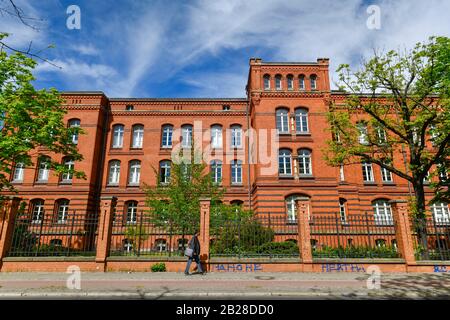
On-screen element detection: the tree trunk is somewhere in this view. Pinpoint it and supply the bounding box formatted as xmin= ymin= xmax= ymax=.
xmin=413 ymin=180 xmax=429 ymax=259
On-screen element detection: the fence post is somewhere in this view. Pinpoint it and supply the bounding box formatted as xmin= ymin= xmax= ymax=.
xmin=0 ymin=197 xmax=21 ymax=270
xmin=296 ymin=198 xmax=313 ymax=271
xmin=95 ymin=196 xmax=117 ymax=272
xmin=389 ymin=200 xmax=416 ymax=267
xmin=199 ymin=198 xmax=210 ymax=272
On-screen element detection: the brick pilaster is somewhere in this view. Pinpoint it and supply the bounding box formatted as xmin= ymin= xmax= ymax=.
xmin=199 ymin=198 xmax=210 ymax=272
xmin=0 ymin=197 xmax=21 ymax=270
xmin=296 ymin=198 xmax=312 ymax=271
xmin=390 ymin=200 xmax=416 ymax=266
xmin=95 ymin=196 xmax=117 ymax=271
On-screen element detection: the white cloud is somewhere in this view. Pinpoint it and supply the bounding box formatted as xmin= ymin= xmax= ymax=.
xmin=36 ymin=58 xmax=116 ymax=78
xmin=70 ymin=44 xmax=100 ymax=56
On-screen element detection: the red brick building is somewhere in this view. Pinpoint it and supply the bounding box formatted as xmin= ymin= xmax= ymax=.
xmin=2 ymin=57 xmax=447 ymax=229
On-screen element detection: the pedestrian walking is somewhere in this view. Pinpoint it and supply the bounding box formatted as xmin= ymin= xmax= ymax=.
xmin=184 ymin=230 xmax=204 ymax=275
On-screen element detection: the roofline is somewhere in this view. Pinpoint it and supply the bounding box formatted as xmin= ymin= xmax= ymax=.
xmin=260 ymin=62 xmax=319 ymax=65
xmin=61 ymin=91 xmax=106 ymax=95
xmin=109 ymin=98 xmax=248 ymax=102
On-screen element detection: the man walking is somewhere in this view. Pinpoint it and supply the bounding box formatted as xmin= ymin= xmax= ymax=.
xmin=184 ymin=230 xmax=204 ymax=275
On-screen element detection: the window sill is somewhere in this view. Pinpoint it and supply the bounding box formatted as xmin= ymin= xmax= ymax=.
xmin=127 ymin=184 xmax=140 ymax=187
xmin=382 ymin=182 xmax=395 ymax=185
xmin=160 ymin=146 xmax=172 ymax=150
xmin=231 ymin=183 xmax=243 ymax=187
xmin=107 ymin=184 xmax=119 ymax=187
xmin=11 ymin=180 xmax=23 ymax=184
xmin=299 ymin=175 xmax=314 ymax=179
xmin=130 ymin=147 xmax=143 ymax=151
xmin=363 ymin=182 xmax=376 ymax=185
xmin=34 ymin=181 xmax=48 ymax=185
xmin=110 ymin=147 xmax=123 ymax=150
xmin=59 ymin=181 xmax=73 ymax=185
xmin=279 ymin=175 xmax=294 ymax=179
xmin=296 ymin=132 xmax=311 ymax=136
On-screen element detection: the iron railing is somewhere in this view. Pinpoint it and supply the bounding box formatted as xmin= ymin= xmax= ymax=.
xmin=210 ymin=214 xmax=300 ymax=258
xmin=411 ymin=216 xmax=450 ymax=261
xmin=310 ymin=212 xmax=399 ymax=259
xmin=109 ymin=210 xmax=198 ymax=257
xmin=7 ymin=211 xmax=98 ymax=257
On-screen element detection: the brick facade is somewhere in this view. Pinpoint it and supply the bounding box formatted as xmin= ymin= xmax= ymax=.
xmin=1 ymin=58 xmax=440 ymax=224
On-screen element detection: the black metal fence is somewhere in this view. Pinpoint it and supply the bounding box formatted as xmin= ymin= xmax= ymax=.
xmin=210 ymin=214 xmax=300 ymax=259
xmin=109 ymin=210 xmax=197 ymax=257
xmin=411 ymin=216 xmax=450 ymax=260
xmin=310 ymin=213 xmax=399 ymax=259
xmin=7 ymin=211 xmax=98 ymax=257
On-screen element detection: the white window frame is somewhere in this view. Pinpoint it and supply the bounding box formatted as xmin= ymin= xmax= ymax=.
xmin=285 ymin=196 xmax=298 ymax=223
xmin=160 ymin=161 xmax=171 ymax=184
xmin=432 ymin=202 xmax=450 ymax=225
xmin=161 ymin=125 xmax=173 ymax=148
xmin=132 ymin=125 xmax=144 ymax=148
xmin=211 ymin=125 xmax=223 ymax=149
xmin=276 ymin=109 xmax=289 ymax=134
xmin=31 ymin=200 xmax=44 ymax=224
xmin=37 ymin=158 xmax=50 ymax=182
xmin=287 ymin=75 xmax=293 ymax=90
xmin=357 ymin=122 xmax=369 ymax=145
xmin=298 ymin=149 xmax=312 ymax=176
xmin=278 ymin=149 xmax=292 ymax=176
xmin=211 ymin=160 xmax=222 ymax=184
xmin=295 ymin=108 xmax=309 ymax=133
xmin=381 ymin=165 xmax=393 ymax=182
xmin=61 ymin=158 xmax=74 ymax=182
xmin=373 ymin=200 xmax=393 ymax=225
xmin=362 ymin=162 xmax=374 ymax=182
xmin=181 ymin=125 xmax=193 ymax=148
xmin=13 ymin=163 xmax=24 ymax=182
xmin=128 ymin=161 xmax=141 ymax=185
xmin=231 ymin=160 xmax=242 ymax=185
xmin=112 ymin=125 xmax=124 ymax=148
xmin=310 ymin=75 xmax=317 ymax=90
xmin=69 ymin=119 xmax=80 ymax=144
xmin=299 ymin=75 xmax=305 ymax=90
xmin=230 ymin=125 xmax=242 ymax=148
xmin=108 ymin=160 xmax=121 ymax=185
xmin=126 ymin=201 xmax=138 ymax=224
xmin=57 ymin=200 xmax=69 ymax=223
xmin=339 ymin=199 xmax=347 ymax=224
xmin=339 ymin=164 xmax=345 ymax=181
xmin=275 ymin=75 xmax=282 ymax=90
xmin=263 ymin=75 xmax=270 ymax=90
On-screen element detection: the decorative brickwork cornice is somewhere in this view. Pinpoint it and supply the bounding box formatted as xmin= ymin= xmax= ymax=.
xmin=259 ymin=91 xmax=327 ymax=98
xmin=111 ymin=110 xmax=247 ymax=116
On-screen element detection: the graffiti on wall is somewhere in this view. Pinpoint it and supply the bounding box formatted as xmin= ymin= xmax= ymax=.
xmin=434 ymin=265 xmax=448 ymax=273
xmin=321 ymin=263 xmax=366 ymax=272
xmin=212 ymin=264 xmax=263 ymax=272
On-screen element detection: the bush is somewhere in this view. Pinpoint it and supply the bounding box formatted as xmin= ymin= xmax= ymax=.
xmin=313 ymin=245 xmax=399 ymax=258
xmin=151 ymin=262 xmax=166 ymax=272
xmin=254 ymin=241 xmax=299 ymax=255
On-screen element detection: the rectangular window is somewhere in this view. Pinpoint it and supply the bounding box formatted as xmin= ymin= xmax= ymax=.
xmin=231 ymin=161 xmax=242 ymax=184
xmin=381 ymin=165 xmax=393 ymax=182
xmin=362 ymin=162 xmax=374 ymax=182
xmin=339 ymin=164 xmax=345 ymax=181
xmin=231 ymin=126 xmax=242 ymax=148
xmin=13 ymin=163 xmax=24 ymax=182
xmin=162 ymin=126 xmax=173 ymax=148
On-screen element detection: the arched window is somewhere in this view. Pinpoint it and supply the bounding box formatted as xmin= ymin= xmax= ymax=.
xmin=231 ymin=160 xmax=242 ymax=184
xmin=37 ymin=156 xmax=50 ymax=182
xmin=276 ymin=108 xmax=289 ymax=134
xmin=372 ymin=199 xmax=393 ymax=225
xmin=131 ymin=125 xmax=144 ymax=148
xmin=278 ymin=149 xmax=292 ymax=176
xmin=160 ymin=160 xmax=171 ymax=184
xmin=128 ymin=160 xmax=141 ymax=185
xmin=210 ymin=125 xmax=222 ymax=149
xmin=375 ymin=239 xmax=386 ymax=247
xmin=298 ymin=75 xmax=305 ymax=90
xmin=30 ymin=199 xmax=45 ymax=223
xmin=210 ymin=160 xmax=222 ymax=184
xmin=287 ymin=75 xmax=294 ymax=90
xmin=112 ymin=124 xmax=124 ymax=148
xmin=126 ymin=200 xmax=138 ymax=224
xmin=12 ymin=162 xmax=24 ymax=182
xmin=181 ymin=124 xmax=193 ymax=148
xmin=155 ymin=239 xmax=167 ymax=252
xmin=161 ymin=124 xmax=173 ymax=148
xmin=230 ymin=200 xmax=243 ymax=206
xmin=310 ymin=239 xmax=318 ymax=249
xmin=275 ymin=74 xmax=282 ymax=90
xmin=61 ymin=157 xmax=74 ymax=182
xmin=339 ymin=198 xmax=347 ymax=224
xmin=263 ymin=74 xmax=271 ymax=90
xmin=56 ymin=199 xmax=69 ymax=223
xmin=68 ymin=119 xmax=80 ymax=144
xmin=285 ymin=195 xmax=299 ymax=223
xmin=108 ymin=160 xmax=121 ymax=185
xmin=230 ymin=125 xmax=242 ymax=148
xmin=357 ymin=122 xmax=368 ymax=145
xmin=297 ymin=149 xmax=312 ymax=176
xmin=49 ymin=239 xmax=63 ymax=247
xmin=310 ymin=74 xmax=317 ymax=90
xmin=123 ymin=239 xmax=133 ymax=253
xmin=431 ymin=202 xmax=450 ymax=225
xmin=295 ymin=108 xmax=309 ymax=133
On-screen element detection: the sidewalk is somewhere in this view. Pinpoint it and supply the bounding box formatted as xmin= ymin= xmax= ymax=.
xmin=0 ymin=272 xmax=449 ymax=299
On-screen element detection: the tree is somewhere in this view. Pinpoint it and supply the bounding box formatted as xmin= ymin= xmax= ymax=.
xmin=324 ymin=36 xmax=450 ymax=253
xmin=0 ymin=33 xmax=85 ymax=194
xmin=144 ymin=146 xmax=224 ymax=252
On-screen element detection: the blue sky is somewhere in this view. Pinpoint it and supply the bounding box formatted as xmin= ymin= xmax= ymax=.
xmin=1 ymin=0 xmax=449 ymax=98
